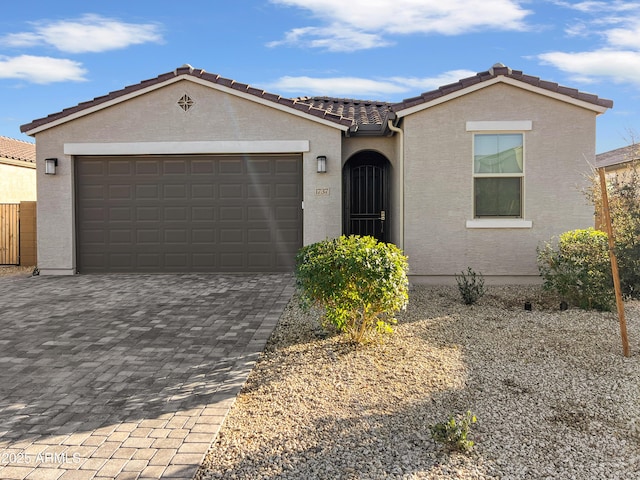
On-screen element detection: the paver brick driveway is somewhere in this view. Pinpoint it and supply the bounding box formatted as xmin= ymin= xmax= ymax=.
xmin=0 ymin=273 xmax=294 ymax=480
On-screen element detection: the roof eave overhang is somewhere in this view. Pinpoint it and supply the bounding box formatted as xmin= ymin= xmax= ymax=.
xmin=24 ymin=75 xmax=350 ymax=136
xmin=0 ymin=157 xmax=36 ymax=168
xmin=395 ymin=76 xmax=610 ymax=119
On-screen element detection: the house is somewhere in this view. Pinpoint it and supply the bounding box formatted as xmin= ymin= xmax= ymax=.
xmin=0 ymin=136 xmax=36 ymax=203
xmin=595 ymin=144 xmax=639 ymax=230
xmin=20 ymin=64 xmax=613 ymax=281
xmin=596 ymin=144 xmax=639 ymax=175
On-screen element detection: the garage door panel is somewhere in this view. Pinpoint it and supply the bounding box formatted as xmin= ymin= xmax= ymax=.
xmin=136 ymin=160 xmax=160 ymax=175
xmin=109 ymin=230 xmax=132 ymax=244
xmin=191 ymin=159 xmax=214 ymax=174
xmin=191 ymin=184 xmax=214 ymax=198
xmin=219 ymin=207 xmax=244 ymax=221
xmin=164 ymin=207 xmax=188 ymax=221
xmin=219 ymin=184 xmax=244 ymax=198
xmin=164 ymin=253 xmax=189 ymax=267
xmin=108 ymin=207 xmax=132 ymax=221
xmin=248 ymin=184 xmax=271 ymax=198
xmin=163 ymin=184 xmax=187 ymax=199
xmin=108 ymin=162 xmax=132 ymax=176
xmin=248 ymin=253 xmax=271 ymax=267
xmin=191 ymin=206 xmax=215 ymax=221
xmin=137 ymin=229 xmax=161 ymax=244
xmin=78 ymin=161 xmax=105 ymax=176
xmin=136 ymin=207 xmax=160 ymax=221
xmin=136 ymin=253 xmax=161 ymax=268
xmin=76 ymin=154 xmax=302 ymax=273
xmin=220 ymin=229 xmax=244 ymax=243
xmin=79 ymin=185 xmax=105 ymax=200
xmin=136 ymin=184 xmax=159 ymax=199
xmin=219 ymin=159 xmax=243 ymax=174
xmin=248 ymin=228 xmax=271 ymax=243
xmin=192 ymin=229 xmax=215 ymax=243
xmin=164 ymin=160 xmax=188 ymax=174
xmin=249 ymin=159 xmax=271 ymax=174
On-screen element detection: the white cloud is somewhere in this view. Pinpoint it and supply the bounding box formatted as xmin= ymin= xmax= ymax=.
xmin=606 ymin=21 xmax=640 ymax=49
xmin=0 ymin=55 xmax=87 ymax=84
xmin=537 ymin=2 xmax=640 ymax=87
xmin=538 ymin=50 xmax=640 ymax=86
xmin=267 ymin=26 xmax=389 ymax=51
xmin=557 ymin=1 xmax=640 ymax=14
xmin=1 ymin=14 xmax=163 ymax=53
xmin=389 ymin=70 xmax=478 ymax=91
xmin=264 ymin=70 xmax=478 ymax=99
xmin=268 ymin=0 xmax=531 ymax=51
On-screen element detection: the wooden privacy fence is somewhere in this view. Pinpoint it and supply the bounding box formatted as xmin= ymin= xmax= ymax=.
xmin=0 ymin=202 xmax=37 ymax=266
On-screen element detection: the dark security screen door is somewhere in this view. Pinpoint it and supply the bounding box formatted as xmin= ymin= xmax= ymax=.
xmin=344 ymin=156 xmax=388 ymax=243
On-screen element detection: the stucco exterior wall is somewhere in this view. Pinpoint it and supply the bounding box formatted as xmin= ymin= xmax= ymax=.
xmin=33 ymin=79 xmax=344 ymax=274
xmin=402 ymin=83 xmax=597 ymax=281
xmin=0 ymin=163 xmax=36 ymax=202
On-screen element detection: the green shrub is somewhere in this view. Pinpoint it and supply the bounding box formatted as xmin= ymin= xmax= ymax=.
xmin=295 ymin=235 xmax=409 ymax=344
xmin=537 ymin=228 xmax=614 ymax=311
xmin=455 ymin=267 xmax=485 ymax=305
xmin=429 ymin=411 xmax=477 ymax=453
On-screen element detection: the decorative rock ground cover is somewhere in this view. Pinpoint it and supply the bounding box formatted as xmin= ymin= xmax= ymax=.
xmin=198 ymin=285 xmax=640 ymax=480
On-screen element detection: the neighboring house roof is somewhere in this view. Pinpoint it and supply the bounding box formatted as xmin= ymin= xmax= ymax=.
xmin=596 ymin=144 xmax=639 ymax=169
xmin=0 ymin=136 xmax=36 ymax=168
xmin=20 ymin=63 xmax=614 ymax=137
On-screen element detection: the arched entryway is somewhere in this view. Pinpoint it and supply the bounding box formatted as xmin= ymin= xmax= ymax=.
xmin=343 ymin=151 xmax=390 ymax=243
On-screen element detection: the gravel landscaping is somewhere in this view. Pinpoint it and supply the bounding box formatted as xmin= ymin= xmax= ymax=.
xmin=197 ymin=285 xmax=640 ymax=480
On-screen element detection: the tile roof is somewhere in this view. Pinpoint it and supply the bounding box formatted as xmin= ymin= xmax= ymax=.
xmin=596 ymin=144 xmax=639 ymax=168
xmin=294 ymin=97 xmax=394 ymax=135
xmin=392 ymin=64 xmax=614 ymax=113
xmin=20 ymin=65 xmax=354 ymax=134
xmin=0 ymin=136 xmax=35 ymax=164
xmin=20 ymin=64 xmax=613 ymax=137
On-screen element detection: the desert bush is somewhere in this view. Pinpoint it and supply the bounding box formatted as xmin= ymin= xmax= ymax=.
xmin=537 ymin=228 xmax=613 ymax=311
xmin=295 ymin=235 xmax=409 ymax=343
xmin=429 ymin=411 xmax=477 ymax=453
xmin=455 ymin=267 xmax=485 ymax=305
xmin=586 ymin=157 xmax=640 ymax=298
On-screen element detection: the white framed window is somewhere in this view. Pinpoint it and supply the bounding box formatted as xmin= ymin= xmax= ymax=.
xmin=473 ymin=133 xmax=524 ymax=218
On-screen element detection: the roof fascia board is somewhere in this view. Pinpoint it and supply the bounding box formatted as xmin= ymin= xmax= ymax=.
xmin=26 ymin=75 xmax=348 ymax=136
xmin=396 ymin=76 xmax=608 ymax=118
xmin=64 ymin=140 xmax=311 ymax=156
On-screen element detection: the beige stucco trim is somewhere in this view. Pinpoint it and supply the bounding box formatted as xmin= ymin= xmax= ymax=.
xmin=26 ymin=75 xmax=350 ymax=136
xmin=396 ymin=77 xmax=609 ymax=118
xmin=466 ymin=120 xmax=532 ymax=131
xmin=64 ymin=140 xmax=311 ymax=156
xmin=465 ymin=219 xmax=533 ymax=228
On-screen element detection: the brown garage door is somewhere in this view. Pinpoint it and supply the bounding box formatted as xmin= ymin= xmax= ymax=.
xmin=76 ymin=154 xmax=302 ymax=273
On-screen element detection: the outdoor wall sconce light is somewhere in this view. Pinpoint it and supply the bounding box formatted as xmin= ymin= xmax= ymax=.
xmin=45 ymin=158 xmax=58 ymax=175
xmin=316 ymin=155 xmax=327 ymax=173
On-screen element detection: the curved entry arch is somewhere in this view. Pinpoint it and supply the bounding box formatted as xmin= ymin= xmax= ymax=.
xmin=343 ymin=151 xmax=390 ymax=243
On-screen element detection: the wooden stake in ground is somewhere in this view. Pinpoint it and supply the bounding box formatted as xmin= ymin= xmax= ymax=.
xmin=598 ymin=167 xmax=631 ymax=357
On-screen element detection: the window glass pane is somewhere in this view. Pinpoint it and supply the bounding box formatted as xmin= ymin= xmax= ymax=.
xmin=475 ymin=177 xmax=522 ymax=217
xmin=474 ymin=134 xmax=523 ymax=174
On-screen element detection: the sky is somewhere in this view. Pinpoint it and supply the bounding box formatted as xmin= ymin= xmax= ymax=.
xmin=1 ymin=0 xmax=640 ymax=154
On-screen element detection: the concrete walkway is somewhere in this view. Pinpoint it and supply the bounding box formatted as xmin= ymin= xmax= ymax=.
xmin=0 ymin=273 xmax=294 ymax=480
